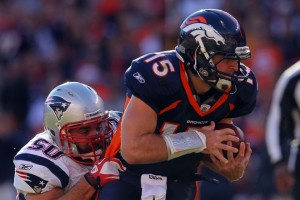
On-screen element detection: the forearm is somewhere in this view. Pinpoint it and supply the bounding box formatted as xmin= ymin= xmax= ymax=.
xmin=121 ymin=95 xmax=206 ymax=164
xmin=122 ymin=130 xmax=206 ymax=164
xmin=121 ymin=96 xmax=168 ymax=164
xmin=24 ymin=188 xmax=63 ymax=200
xmin=122 ymin=132 xmax=169 ymax=164
xmin=57 ymin=177 xmax=96 ymax=200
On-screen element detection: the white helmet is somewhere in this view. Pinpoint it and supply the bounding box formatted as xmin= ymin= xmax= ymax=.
xmin=43 ymin=82 xmax=110 ymax=165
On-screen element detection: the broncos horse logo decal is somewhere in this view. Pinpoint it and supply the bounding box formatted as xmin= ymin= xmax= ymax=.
xmin=182 ymin=23 xmax=225 ymax=47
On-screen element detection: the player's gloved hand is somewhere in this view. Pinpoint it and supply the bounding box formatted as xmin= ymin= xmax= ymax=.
xmin=84 ymin=157 xmax=126 ymax=189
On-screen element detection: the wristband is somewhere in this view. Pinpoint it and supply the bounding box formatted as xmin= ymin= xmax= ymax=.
xmin=163 ymin=130 xmax=206 ymax=160
xmin=84 ymin=172 xmax=101 ymax=190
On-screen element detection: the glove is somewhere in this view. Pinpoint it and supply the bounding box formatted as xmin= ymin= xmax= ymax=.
xmin=84 ymin=157 xmax=126 ymax=189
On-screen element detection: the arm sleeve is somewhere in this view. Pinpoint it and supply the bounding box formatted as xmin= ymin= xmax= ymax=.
xmin=266 ymin=74 xmax=299 ymax=164
xmin=13 ymin=153 xmax=69 ymax=195
xmin=228 ymin=71 xmax=258 ymax=118
xmin=124 ymin=60 xmax=162 ymax=112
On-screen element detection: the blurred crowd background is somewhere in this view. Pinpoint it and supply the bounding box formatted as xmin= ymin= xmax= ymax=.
xmin=1 ymin=0 xmax=300 ymax=199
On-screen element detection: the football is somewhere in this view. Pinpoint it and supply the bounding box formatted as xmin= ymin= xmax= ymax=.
xmin=202 ymin=123 xmax=245 ymax=161
xmin=215 ymin=123 xmax=245 ymax=154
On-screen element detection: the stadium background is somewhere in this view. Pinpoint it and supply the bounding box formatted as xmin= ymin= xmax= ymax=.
xmin=0 ymin=0 xmax=299 ymax=199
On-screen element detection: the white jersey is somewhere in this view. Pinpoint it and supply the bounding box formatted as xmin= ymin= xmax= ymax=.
xmin=266 ymin=61 xmax=300 ymax=169
xmin=13 ymin=111 xmax=121 ymax=198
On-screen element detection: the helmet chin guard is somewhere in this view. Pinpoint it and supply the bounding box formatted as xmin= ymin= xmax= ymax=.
xmin=58 ymin=113 xmax=110 ymax=165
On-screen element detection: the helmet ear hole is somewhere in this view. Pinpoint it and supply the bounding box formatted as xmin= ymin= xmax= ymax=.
xmin=199 ymin=67 xmax=211 ymax=78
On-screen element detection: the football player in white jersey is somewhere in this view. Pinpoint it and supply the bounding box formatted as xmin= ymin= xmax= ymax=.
xmin=13 ymin=82 xmax=125 ymax=200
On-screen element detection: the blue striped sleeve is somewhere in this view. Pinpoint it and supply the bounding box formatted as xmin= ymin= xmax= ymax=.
xmin=15 ymin=153 xmax=69 ymax=189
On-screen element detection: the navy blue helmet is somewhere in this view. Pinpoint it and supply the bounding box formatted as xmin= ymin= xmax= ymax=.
xmin=176 ymin=9 xmax=251 ymax=93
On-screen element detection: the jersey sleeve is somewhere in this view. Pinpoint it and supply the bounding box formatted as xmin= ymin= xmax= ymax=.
xmin=13 ymin=142 xmax=69 ymax=195
xmin=228 ymin=70 xmax=258 ymax=118
xmin=124 ymin=54 xmax=172 ymax=112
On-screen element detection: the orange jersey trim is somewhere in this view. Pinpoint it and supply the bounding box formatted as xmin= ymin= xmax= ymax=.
xmin=229 ymin=103 xmax=235 ymax=111
xmin=105 ymin=121 xmax=122 ymax=157
xmin=105 ymin=96 xmax=131 ymax=157
xmin=179 ymin=62 xmax=230 ymax=116
xmin=158 ymin=100 xmax=182 ymax=115
xmin=194 ymin=181 xmax=199 ymax=200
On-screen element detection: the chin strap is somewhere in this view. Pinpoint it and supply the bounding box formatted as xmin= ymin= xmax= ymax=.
xmin=185 ymin=67 xmax=202 ymax=105
xmin=72 ymin=148 xmax=103 ymax=165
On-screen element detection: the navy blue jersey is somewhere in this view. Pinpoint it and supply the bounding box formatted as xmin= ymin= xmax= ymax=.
xmin=120 ymin=50 xmax=257 ymax=179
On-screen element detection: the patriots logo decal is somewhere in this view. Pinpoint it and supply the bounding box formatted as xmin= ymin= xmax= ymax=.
xmin=16 ymin=170 xmax=48 ymax=193
xmin=45 ymin=96 xmax=71 ymax=120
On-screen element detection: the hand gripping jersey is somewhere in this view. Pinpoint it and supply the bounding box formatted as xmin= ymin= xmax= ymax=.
xmin=13 ymin=111 xmax=121 ymax=199
xmin=108 ymin=50 xmax=257 ymax=179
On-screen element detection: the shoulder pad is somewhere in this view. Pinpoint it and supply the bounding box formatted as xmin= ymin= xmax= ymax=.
xmin=229 ymin=66 xmax=258 ymax=117
xmin=125 ymin=51 xmax=181 ymax=112
xmin=14 ymin=154 xmax=69 ymax=194
xmin=108 ymin=110 xmax=122 ymax=122
xmin=108 ymin=110 xmax=122 ymax=135
xmin=13 ymin=134 xmax=70 ymax=194
xmin=239 ymin=69 xmax=258 ymax=102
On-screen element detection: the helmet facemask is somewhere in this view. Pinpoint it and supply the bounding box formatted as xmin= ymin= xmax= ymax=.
xmin=193 ymin=46 xmax=251 ymax=94
xmin=59 ymin=112 xmax=110 ymax=165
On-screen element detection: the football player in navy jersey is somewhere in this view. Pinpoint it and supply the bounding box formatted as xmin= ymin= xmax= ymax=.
xmin=13 ymin=82 xmax=125 ymax=200
xmin=101 ymin=9 xmax=257 ymax=200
